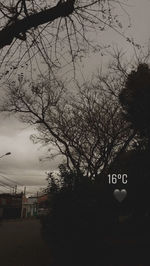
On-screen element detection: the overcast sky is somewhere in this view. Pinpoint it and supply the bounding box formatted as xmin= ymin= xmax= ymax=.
xmin=0 ymin=0 xmax=150 ymax=195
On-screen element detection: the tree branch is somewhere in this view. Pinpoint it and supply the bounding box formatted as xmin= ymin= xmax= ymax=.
xmin=0 ymin=0 xmax=75 ymax=49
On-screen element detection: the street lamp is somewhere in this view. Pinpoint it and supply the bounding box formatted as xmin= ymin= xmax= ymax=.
xmin=0 ymin=152 xmax=11 ymax=159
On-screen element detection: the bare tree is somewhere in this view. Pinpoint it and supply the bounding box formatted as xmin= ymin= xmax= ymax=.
xmin=0 ymin=0 xmax=130 ymax=80
xmin=1 ymin=74 xmax=134 ymax=179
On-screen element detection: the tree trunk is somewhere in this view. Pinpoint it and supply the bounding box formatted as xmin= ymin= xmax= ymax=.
xmin=0 ymin=0 xmax=75 ymax=49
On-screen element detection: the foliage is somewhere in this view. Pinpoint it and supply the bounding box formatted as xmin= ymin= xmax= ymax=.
xmin=42 ymin=144 xmax=150 ymax=265
xmin=41 ymin=149 xmax=150 ymax=265
xmin=109 ymin=149 xmax=150 ymax=218
xmin=41 ymin=166 xmax=119 ymax=266
xmin=119 ymin=63 xmax=150 ymax=147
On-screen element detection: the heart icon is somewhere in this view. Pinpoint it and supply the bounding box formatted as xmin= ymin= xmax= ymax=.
xmin=113 ymin=189 xmax=127 ymax=202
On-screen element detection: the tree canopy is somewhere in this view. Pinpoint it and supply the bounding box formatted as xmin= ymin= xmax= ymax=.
xmin=1 ymin=74 xmax=133 ymax=179
xmin=119 ymin=63 xmax=150 ymax=142
xmin=0 ymin=0 xmax=129 ymax=80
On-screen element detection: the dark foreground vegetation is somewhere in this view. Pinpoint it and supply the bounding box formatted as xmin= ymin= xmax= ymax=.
xmin=1 ymin=48 xmax=150 ymax=265
xmin=39 ymin=63 xmax=150 ymax=266
xmin=0 ymin=1 xmax=150 ymax=265
xmin=40 ymin=157 xmax=150 ymax=266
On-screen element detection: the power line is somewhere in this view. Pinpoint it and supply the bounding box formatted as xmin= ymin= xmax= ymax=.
xmin=0 ymin=185 xmax=12 ymax=194
xmin=0 ymin=187 xmax=13 ymax=194
xmin=0 ymin=185 xmax=10 ymax=190
xmin=0 ymin=188 xmax=11 ymax=193
xmin=0 ymin=173 xmax=46 ymax=196
xmin=0 ymin=182 xmax=14 ymax=196
xmin=0 ymin=173 xmax=23 ymax=186
xmin=0 ymin=175 xmax=18 ymax=195
xmin=0 ymin=181 xmax=14 ymax=189
xmin=0 ymin=173 xmax=18 ymax=184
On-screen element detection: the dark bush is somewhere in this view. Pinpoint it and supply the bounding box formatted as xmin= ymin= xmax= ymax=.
xmin=41 ymin=166 xmax=120 ymax=266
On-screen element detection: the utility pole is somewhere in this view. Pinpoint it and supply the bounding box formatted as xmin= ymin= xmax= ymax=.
xmin=24 ymin=186 xmax=26 ymax=196
xmin=14 ymin=185 xmax=17 ymax=195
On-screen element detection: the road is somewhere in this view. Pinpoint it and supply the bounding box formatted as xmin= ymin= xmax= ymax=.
xmin=0 ymin=219 xmax=52 ymax=266
xmin=0 ymin=218 xmax=150 ymax=266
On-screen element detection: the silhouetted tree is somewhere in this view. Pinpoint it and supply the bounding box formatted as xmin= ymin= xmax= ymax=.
xmin=0 ymin=75 xmax=133 ymax=180
xmin=119 ymin=63 xmax=150 ymax=148
xmin=0 ymin=0 xmax=130 ymax=79
xmin=114 ymin=61 xmax=150 ymax=220
xmin=42 ymin=164 xmax=118 ymax=266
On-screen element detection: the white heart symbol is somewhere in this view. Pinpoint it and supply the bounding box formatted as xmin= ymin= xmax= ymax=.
xmin=113 ymin=189 xmax=127 ymax=202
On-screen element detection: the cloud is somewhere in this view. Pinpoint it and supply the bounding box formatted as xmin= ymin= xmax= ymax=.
xmin=0 ymin=117 xmax=61 ymax=194
xmin=0 ymin=114 xmax=23 ymax=137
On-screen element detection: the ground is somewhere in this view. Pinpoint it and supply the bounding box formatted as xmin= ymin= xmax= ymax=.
xmin=0 ymin=219 xmax=52 ymax=266
xmin=0 ymin=218 xmax=150 ymax=266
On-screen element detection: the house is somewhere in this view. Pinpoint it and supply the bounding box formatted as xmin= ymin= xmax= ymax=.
xmin=37 ymin=193 xmax=49 ymax=216
xmin=37 ymin=194 xmax=48 ymax=208
xmin=0 ymin=193 xmax=23 ymax=219
xmin=21 ymin=196 xmax=38 ymax=218
xmin=21 ymin=193 xmax=49 ymax=218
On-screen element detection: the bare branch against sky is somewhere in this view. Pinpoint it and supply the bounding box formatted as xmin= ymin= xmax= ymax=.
xmin=0 ymin=0 xmax=150 ymax=193
xmin=0 ymin=0 xmax=131 ymax=80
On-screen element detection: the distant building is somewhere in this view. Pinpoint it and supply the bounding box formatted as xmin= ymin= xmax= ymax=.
xmin=37 ymin=194 xmax=48 ymax=208
xmin=21 ymin=194 xmax=49 ymax=218
xmin=0 ymin=192 xmax=49 ymax=219
xmin=21 ymin=196 xmax=38 ymax=218
xmin=0 ymin=193 xmax=23 ymax=219
xmin=37 ymin=194 xmax=49 ymax=217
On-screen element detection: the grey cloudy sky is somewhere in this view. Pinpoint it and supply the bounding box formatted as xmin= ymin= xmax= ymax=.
xmin=0 ymin=115 xmax=61 ymax=195
xmin=0 ymin=0 xmax=150 ymax=195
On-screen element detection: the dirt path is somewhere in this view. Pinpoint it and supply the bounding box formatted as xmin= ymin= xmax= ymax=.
xmin=0 ymin=219 xmax=52 ymax=266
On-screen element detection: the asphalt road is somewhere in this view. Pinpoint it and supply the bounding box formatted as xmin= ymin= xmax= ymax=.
xmin=0 ymin=219 xmax=52 ymax=266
